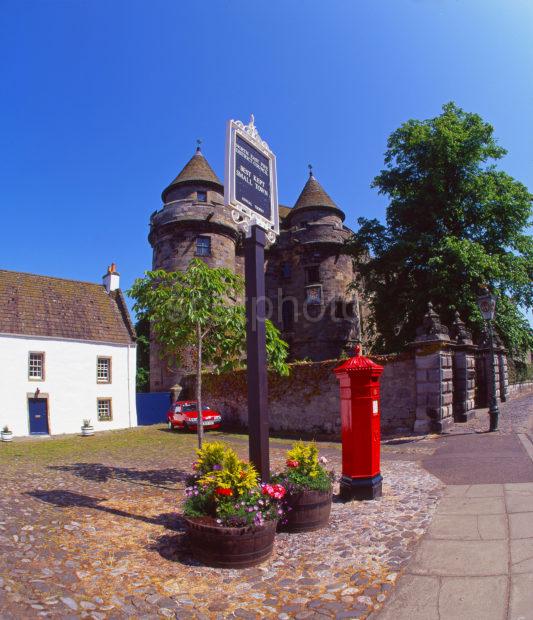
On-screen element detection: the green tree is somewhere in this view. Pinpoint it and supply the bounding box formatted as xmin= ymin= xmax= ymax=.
xmin=134 ymin=318 xmax=150 ymax=392
xmin=129 ymin=259 xmax=289 ymax=448
xmin=349 ymin=102 xmax=533 ymax=355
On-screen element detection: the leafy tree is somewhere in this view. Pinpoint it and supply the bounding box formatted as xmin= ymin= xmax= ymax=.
xmin=129 ymin=259 xmax=289 ymax=448
xmin=134 ymin=318 xmax=150 ymax=392
xmin=349 ymin=102 xmax=533 ymax=355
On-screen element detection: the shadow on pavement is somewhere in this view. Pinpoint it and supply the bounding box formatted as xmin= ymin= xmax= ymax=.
xmin=28 ymin=489 xmax=185 ymax=530
xmin=49 ymin=462 xmax=188 ymax=489
xmin=28 ymin=489 xmax=199 ymax=565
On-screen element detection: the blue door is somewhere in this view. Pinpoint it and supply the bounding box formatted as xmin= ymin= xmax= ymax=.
xmin=28 ymin=398 xmax=49 ymax=434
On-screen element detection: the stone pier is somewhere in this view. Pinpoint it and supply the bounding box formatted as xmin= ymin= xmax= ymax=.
xmin=450 ymin=312 xmax=476 ymax=423
xmin=411 ymin=303 xmax=454 ymax=434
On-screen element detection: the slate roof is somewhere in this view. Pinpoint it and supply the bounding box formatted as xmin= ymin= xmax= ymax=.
xmin=293 ymin=174 xmax=338 ymax=211
xmin=278 ymin=204 xmax=292 ymax=220
xmin=162 ymin=148 xmax=223 ymax=201
xmin=0 ymin=270 xmax=136 ymax=345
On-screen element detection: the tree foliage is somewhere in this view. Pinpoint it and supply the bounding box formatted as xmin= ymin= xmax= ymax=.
xmin=134 ymin=318 xmax=150 ymax=392
xmin=129 ymin=259 xmax=289 ymax=447
xmin=349 ymin=102 xmax=533 ymax=355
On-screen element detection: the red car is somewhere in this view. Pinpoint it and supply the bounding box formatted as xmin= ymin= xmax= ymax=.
xmin=166 ymin=400 xmax=222 ymax=431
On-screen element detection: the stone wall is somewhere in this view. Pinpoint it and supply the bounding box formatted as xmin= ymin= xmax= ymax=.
xmin=182 ymin=354 xmax=416 ymax=438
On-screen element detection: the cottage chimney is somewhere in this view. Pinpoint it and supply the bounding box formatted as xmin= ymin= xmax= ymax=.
xmin=103 ymin=263 xmax=120 ymax=293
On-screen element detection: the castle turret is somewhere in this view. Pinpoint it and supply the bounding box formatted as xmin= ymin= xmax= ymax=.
xmin=148 ymin=146 xmax=241 ymax=390
xmin=266 ymin=169 xmax=359 ymax=361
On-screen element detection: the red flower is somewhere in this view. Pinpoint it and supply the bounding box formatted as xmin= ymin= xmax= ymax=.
xmin=215 ymin=487 xmax=233 ymax=496
xmin=286 ymin=459 xmax=299 ymax=468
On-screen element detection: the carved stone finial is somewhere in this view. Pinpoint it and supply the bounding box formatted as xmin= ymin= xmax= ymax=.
xmin=196 ymin=138 xmax=202 ymax=152
xmin=450 ymin=311 xmax=473 ymax=345
xmin=354 ymin=344 xmax=361 ymax=357
xmin=308 ymin=163 xmax=313 ymax=177
xmin=415 ymin=302 xmax=450 ymax=342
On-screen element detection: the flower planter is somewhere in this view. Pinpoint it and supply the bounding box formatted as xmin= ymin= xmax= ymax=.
xmin=1 ymin=431 xmax=13 ymax=442
xmin=81 ymin=426 xmax=94 ymax=437
xmin=185 ymin=517 xmax=277 ymax=568
xmin=280 ymin=488 xmax=332 ymax=533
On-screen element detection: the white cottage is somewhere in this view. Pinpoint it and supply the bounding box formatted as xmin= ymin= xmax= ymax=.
xmin=0 ymin=265 xmax=137 ymax=437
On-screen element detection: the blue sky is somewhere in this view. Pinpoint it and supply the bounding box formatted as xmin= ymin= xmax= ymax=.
xmin=1 ymin=0 xmax=532 ymax=322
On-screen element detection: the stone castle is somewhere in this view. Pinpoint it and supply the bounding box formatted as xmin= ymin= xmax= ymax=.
xmin=148 ymin=146 xmax=363 ymax=391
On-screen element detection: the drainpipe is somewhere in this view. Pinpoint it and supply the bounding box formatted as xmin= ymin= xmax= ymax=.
xmin=127 ymin=345 xmax=133 ymax=428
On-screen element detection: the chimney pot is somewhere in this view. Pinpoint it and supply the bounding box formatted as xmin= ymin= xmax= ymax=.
xmin=103 ymin=263 xmax=120 ymax=293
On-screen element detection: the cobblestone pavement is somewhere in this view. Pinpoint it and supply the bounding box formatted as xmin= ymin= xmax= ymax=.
xmin=0 ymin=428 xmax=443 ymax=619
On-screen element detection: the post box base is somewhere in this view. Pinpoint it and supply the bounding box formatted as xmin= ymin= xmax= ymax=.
xmin=339 ymin=474 xmax=382 ymax=501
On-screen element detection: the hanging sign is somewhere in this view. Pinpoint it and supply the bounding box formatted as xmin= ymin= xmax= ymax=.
xmin=225 ymin=115 xmax=279 ymax=238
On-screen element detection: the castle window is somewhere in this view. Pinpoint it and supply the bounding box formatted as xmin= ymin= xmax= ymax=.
xmin=195 ymin=236 xmax=211 ymax=256
xmin=282 ymin=299 xmax=295 ymax=331
xmin=305 ymin=265 xmax=320 ymax=284
xmin=305 ymin=284 xmax=322 ymax=305
xmin=197 ymin=191 xmax=207 ymax=202
xmin=281 ymin=263 xmax=291 ymax=279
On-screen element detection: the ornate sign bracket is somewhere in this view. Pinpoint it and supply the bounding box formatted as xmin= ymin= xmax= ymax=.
xmin=225 ymin=115 xmax=279 ymax=241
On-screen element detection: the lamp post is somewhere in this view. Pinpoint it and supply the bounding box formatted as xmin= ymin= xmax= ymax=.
xmin=477 ymin=291 xmax=499 ymax=432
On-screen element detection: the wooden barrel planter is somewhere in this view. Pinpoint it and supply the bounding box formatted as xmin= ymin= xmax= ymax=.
xmin=280 ymin=488 xmax=332 ymax=533
xmin=185 ymin=517 xmax=277 ymax=568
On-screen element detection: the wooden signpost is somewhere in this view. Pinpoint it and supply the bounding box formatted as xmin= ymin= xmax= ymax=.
xmin=225 ymin=116 xmax=278 ymax=481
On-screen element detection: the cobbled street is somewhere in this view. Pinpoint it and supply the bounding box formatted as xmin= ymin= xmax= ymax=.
xmin=0 ymin=392 xmax=531 ymax=619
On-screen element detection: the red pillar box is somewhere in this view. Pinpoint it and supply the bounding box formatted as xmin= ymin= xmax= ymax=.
xmin=333 ymin=346 xmax=384 ymax=500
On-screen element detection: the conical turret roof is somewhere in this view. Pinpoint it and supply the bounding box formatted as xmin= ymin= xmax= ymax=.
xmin=162 ymin=147 xmax=223 ymax=201
xmin=290 ymin=171 xmax=344 ymax=221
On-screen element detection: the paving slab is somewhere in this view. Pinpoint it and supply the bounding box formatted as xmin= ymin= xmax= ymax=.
xmin=427 ymin=514 xmax=480 ymax=540
xmin=505 ymin=483 xmax=533 ymax=493
xmin=465 ymin=483 xmax=504 ymax=497
xmin=438 ymin=575 xmax=507 ymax=620
xmin=372 ymin=575 xmax=439 ymax=620
xmin=509 ymin=512 xmax=533 ymax=539
xmin=477 ymin=514 xmax=508 ymax=540
xmin=410 ymin=539 xmax=508 ymax=576
xmin=506 ymin=492 xmax=533 ymax=513
xmin=509 ymin=572 xmax=533 ymax=620
xmin=510 ymin=538 xmax=533 ymax=574
xmin=436 ymin=496 xmax=506 ymax=515
xmin=443 ymin=485 xmax=469 ymax=497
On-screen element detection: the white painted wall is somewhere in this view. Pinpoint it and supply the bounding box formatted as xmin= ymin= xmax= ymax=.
xmin=0 ymin=334 xmax=137 ymax=437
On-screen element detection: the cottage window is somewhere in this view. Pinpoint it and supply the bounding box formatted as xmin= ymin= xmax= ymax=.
xmin=195 ymin=236 xmax=211 ymax=256
xmin=197 ymin=191 xmax=207 ymax=202
xmin=28 ymin=352 xmax=44 ymax=380
xmin=97 ymin=398 xmax=112 ymax=421
xmin=97 ymin=357 xmax=111 ymax=383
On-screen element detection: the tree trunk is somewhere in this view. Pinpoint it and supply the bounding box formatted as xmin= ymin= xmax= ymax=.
xmin=196 ymin=322 xmax=204 ymax=449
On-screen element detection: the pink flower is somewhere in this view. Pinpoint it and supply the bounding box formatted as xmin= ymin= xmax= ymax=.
xmin=286 ymin=459 xmax=299 ymax=468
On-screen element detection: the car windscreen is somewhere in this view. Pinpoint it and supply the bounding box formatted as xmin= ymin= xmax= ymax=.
xmin=181 ymin=403 xmax=210 ymax=412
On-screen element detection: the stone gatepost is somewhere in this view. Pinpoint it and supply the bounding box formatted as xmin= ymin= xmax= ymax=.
xmin=410 ymin=303 xmax=454 ymax=434
xmin=450 ymin=312 xmax=476 ymax=422
xmin=495 ymin=334 xmax=509 ymax=402
xmin=476 ymin=328 xmax=506 ymax=405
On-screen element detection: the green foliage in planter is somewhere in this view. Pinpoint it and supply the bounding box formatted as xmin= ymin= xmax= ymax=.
xmin=273 ymin=441 xmax=333 ymax=492
xmin=184 ymin=441 xmax=285 ymax=527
